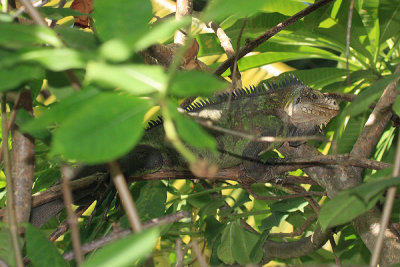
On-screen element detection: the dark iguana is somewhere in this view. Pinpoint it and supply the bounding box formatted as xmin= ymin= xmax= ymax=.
xmin=30 ymin=75 xmax=339 ymax=226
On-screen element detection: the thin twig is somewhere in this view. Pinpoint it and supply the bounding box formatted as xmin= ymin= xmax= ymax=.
xmin=329 ymin=235 xmax=342 ymax=266
xmin=175 ymin=239 xmax=184 ymax=267
xmin=17 ymin=0 xmax=47 ymax=26
xmin=191 ymin=241 xmax=208 ymax=267
xmin=0 ymin=92 xmax=21 ymax=164
xmin=346 ymin=0 xmax=355 ymax=86
xmin=49 ymin=206 xmax=89 ymax=242
xmin=370 ymin=133 xmax=400 ymax=266
xmin=247 ymin=187 xmax=325 ymax=201
xmin=196 ymin=119 xmax=329 ymax=143
xmin=63 ymin=211 xmax=190 ymax=261
xmin=270 ymin=213 xmax=318 ymax=237
xmin=214 ymin=0 xmax=334 ymax=76
xmin=12 ymin=0 xmax=48 ymax=19
xmin=61 ymin=165 xmax=84 ymax=265
xmin=226 ymin=17 xmax=246 ymax=110
xmin=174 ymin=0 xmax=192 ymax=44
xmin=267 ymin=154 xmax=390 ymax=170
xmin=108 ymin=161 xmax=142 ymax=232
xmin=1 ymin=95 xmax=23 ymax=267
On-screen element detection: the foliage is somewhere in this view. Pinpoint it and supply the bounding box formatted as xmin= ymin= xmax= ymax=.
xmin=0 ymin=0 xmax=399 ymax=266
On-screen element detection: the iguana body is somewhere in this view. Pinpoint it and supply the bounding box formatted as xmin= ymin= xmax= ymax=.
xmin=30 ymin=75 xmax=339 ymax=226
xmin=125 ymin=75 xmax=339 ymax=180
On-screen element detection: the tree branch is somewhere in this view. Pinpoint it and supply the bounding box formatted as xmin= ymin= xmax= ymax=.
xmin=214 ymin=0 xmax=334 ymax=76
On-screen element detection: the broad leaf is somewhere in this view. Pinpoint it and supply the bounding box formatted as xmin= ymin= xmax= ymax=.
xmin=174 ymin=111 xmax=217 ymax=150
xmin=82 ymin=228 xmax=159 ymax=267
xmin=93 ymin=0 xmax=152 ymax=42
xmin=135 ymin=181 xmax=167 ymax=221
xmin=86 ymin=62 xmax=167 ymax=95
xmin=217 ymin=221 xmax=260 ymax=265
xmin=319 ymin=177 xmax=400 ymax=229
xmin=50 ymin=93 xmax=152 ymax=163
xmin=26 ymin=224 xmax=68 ymax=267
xmin=0 ymin=21 xmax=62 ymax=48
xmin=170 ymin=71 xmax=227 ymax=97
xmin=203 ymin=0 xmax=265 ymax=21
xmin=0 ymin=64 xmax=44 ymax=92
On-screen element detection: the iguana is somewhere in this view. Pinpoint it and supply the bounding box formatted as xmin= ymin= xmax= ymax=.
xmin=30 ymin=75 xmax=339 ymax=226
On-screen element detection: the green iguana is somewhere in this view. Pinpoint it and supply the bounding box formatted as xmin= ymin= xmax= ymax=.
xmin=30 ymin=75 xmax=339 ymax=226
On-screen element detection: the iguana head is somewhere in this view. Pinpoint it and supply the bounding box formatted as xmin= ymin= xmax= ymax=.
xmin=284 ymin=85 xmax=339 ymax=132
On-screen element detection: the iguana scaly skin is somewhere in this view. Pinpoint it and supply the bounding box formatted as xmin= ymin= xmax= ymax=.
xmin=124 ymin=75 xmax=339 ymax=180
xmin=30 ymin=75 xmax=339 ymax=226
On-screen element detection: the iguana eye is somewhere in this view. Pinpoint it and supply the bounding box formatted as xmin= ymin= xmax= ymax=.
xmin=295 ymin=97 xmax=300 ymax=104
xmin=312 ymin=94 xmax=318 ymax=99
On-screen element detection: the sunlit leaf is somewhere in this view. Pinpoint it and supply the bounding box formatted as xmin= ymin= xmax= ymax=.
xmin=50 ymin=93 xmax=152 ymax=164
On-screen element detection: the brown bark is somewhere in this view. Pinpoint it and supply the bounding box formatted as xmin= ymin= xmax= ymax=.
xmin=11 ymin=90 xmax=35 ymax=224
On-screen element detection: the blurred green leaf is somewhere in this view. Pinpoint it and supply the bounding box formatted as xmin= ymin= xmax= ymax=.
xmin=56 ymin=27 xmax=99 ymax=51
xmin=38 ymin=6 xmax=86 ymax=20
xmin=82 ymin=228 xmax=159 ymax=267
xmin=0 ymin=48 xmax=89 ymax=71
xmin=134 ymin=17 xmax=191 ymax=51
xmin=93 ymin=0 xmax=152 ymax=42
xmin=0 ymin=64 xmax=44 ymax=92
xmin=21 ymin=87 xmax=100 ymax=137
xmin=50 ymin=92 xmax=151 ymax=164
xmin=86 ymin=62 xmax=167 ymax=95
xmin=26 ymin=224 xmax=68 ymax=267
xmin=0 ymin=21 xmax=62 ymax=48
xmin=170 ymin=71 xmax=227 ymax=97
xmin=378 ymin=0 xmax=400 ymax=43
xmin=174 ymin=111 xmax=217 ymax=150
xmin=203 ymin=0 xmax=265 ymax=21
xmin=319 ymin=177 xmax=400 ymax=229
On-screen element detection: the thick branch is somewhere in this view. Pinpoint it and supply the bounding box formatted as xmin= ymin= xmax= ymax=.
xmin=11 ymin=90 xmax=35 ymax=224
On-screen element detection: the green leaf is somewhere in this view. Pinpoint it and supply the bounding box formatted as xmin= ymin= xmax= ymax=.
xmin=133 ymin=17 xmax=191 ymax=51
xmin=170 ymin=71 xmax=227 ymax=97
xmin=93 ymin=0 xmax=152 ymax=42
xmin=260 ymin=212 xmax=288 ymax=231
xmin=238 ymin=51 xmax=343 ymax=73
xmin=0 ymin=21 xmax=62 ymax=48
xmin=174 ymin=112 xmax=217 ymax=150
xmin=271 ymin=198 xmax=308 ymax=213
xmin=347 ymin=72 xmax=400 ymax=117
xmin=135 ymin=181 xmax=167 ymax=221
xmin=50 ymin=93 xmax=152 ymax=164
xmin=319 ymin=177 xmax=400 ymax=229
xmin=82 ymin=228 xmax=159 ymax=267
xmin=0 ymin=48 xmax=89 ymax=71
xmin=85 ymin=62 xmax=167 ymax=95
xmin=21 ymin=87 xmax=101 ymax=137
xmin=217 ymin=221 xmax=260 ymax=265
xmin=55 ymin=27 xmax=99 ymax=51
xmin=0 ymin=64 xmax=44 ymax=92
xmin=337 ymin=113 xmax=368 ymax=154
xmin=25 ymin=224 xmax=68 ymax=267
xmin=38 ymin=6 xmax=86 ymax=20
xmin=203 ymin=0 xmax=266 ymax=21
xmin=261 ymin=0 xmax=309 ymax=16
xmin=378 ymin=0 xmax=400 ymax=43
xmin=0 ymin=229 xmax=20 ymax=267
